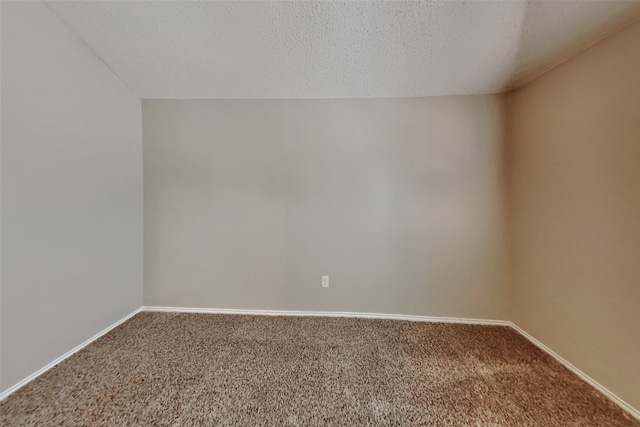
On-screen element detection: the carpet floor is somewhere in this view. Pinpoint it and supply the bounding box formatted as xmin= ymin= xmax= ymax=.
xmin=1 ymin=312 xmax=637 ymax=426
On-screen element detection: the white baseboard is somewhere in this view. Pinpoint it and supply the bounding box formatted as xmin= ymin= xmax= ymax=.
xmin=0 ymin=307 xmax=143 ymax=402
xmin=142 ymin=306 xmax=512 ymax=326
xmin=509 ymin=322 xmax=640 ymax=421
xmin=3 ymin=305 xmax=636 ymax=421
xmin=147 ymin=306 xmax=638 ymax=420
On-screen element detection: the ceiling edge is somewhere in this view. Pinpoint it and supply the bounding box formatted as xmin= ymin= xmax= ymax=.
xmin=503 ymin=5 xmax=640 ymax=94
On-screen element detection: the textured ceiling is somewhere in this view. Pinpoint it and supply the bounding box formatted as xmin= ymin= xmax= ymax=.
xmin=45 ymin=1 xmax=640 ymax=99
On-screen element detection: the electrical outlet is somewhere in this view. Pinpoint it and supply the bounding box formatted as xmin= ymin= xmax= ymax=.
xmin=322 ymin=276 xmax=329 ymax=288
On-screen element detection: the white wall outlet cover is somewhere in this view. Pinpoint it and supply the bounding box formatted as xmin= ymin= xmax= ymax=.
xmin=322 ymin=276 xmax=329 ymax=288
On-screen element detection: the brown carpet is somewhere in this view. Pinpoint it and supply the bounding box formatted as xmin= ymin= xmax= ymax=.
xmin=1 ymin=312 xmax=637 ymax=426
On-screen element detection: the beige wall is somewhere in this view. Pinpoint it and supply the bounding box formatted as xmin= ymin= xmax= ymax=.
xmin=508 ymin=20 xmax=640 ymax=410
xmin=1 ymin=2 xmax=143 ymax=392
xmin=143 ymin=97 xmax=510 ymax=319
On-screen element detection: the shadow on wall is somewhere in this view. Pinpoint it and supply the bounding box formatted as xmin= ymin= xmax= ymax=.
xmin=379 ymin=97 xmax=508 ymax=311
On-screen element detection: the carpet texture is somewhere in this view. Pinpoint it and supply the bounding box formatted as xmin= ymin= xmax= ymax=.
xmin=1 ymin=312 xmax=637 ymax=426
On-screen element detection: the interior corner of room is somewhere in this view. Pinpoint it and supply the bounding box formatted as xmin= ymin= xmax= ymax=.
xmin=1 ymin=0 xmax=639 ymax=424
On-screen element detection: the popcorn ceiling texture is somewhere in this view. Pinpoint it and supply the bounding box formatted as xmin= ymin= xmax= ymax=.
xmin=1 ymin=312 xmax=638 ymax=426
xmin=45 ymin=1 xmax=640 ymax=99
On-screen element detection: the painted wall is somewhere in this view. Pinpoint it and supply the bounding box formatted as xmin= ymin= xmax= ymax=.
xmin=508 ymin=20 xmax=640 ymax=410
xmin=143 ymin=97 xmax=510 ymax=319
xmin=0 ymin=2 xmax=143 ymax=392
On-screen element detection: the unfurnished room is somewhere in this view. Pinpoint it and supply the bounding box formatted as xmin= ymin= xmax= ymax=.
xmin=1 ymin=1 xmax=639 ymax=425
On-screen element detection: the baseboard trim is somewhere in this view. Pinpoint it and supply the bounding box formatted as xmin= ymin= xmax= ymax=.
xmin=142 ymin=305 xmax=511 ymax=326
xmin=0 ymin=307 xmax=143 ymax=402
xmin=509 ymin=322 xmax=640 ymax=421
xmin=3 ymin=306 xmax=636 ymax=420
xmin=146 ymin=306 xmax=638 ymax=419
